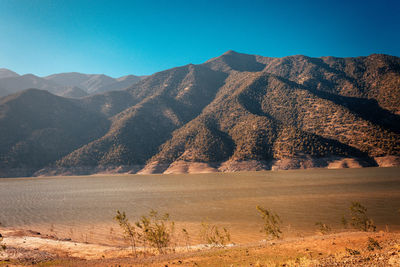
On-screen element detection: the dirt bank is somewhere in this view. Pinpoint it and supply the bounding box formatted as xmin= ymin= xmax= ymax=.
xmin=1 ymin=228 xmax=399 ymax=266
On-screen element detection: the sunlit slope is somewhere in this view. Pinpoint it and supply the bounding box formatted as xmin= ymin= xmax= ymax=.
xmin=1 ymin=51 xmax=399 ymax=176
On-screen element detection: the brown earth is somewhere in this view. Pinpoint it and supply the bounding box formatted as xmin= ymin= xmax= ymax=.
xmin=1 ymin=228 xmax=399 ymax=266
xmin=31 ymin=156 xmax=400 ymax=176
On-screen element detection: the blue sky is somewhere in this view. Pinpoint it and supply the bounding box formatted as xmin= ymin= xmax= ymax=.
xmin=0 ymin=0 xmax=399 ymax=77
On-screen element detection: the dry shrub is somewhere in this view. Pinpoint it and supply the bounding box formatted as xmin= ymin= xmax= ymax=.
xmin=135 ymin=210 xmax=175 ymax=254
xmin=315 ymin=222 xmax=331 ymax=235
xmin=114 ymin=210 xmax=139 ymax=256
xmin=348 ymin=202 xmax=376 ymax=232
xmin=256 ymin=205 xmax=282 ymax=239
xmin=200 ymin=221 xmax=231 ymax=247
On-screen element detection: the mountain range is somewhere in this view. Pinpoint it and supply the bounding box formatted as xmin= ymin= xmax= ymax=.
xmin=0 ymin=70 xmax=144 ymax=98
xmin=0 ymin=51 xmax=399 ymax=177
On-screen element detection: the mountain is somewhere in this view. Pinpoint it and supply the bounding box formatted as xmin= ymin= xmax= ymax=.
xmin=94 ymin=75 xmax=143 ymax=94
xmin=43 ymin=72 xmax=92 ymax=87
xmin=0 ymin=89 xmax=109 ymax=177
xmin=0 ymin=68 xmax=19 ymax=79
xmin=0 ymin=71 xmax=144 ymax=98
xmin=60 ymin=86 xmax=89 ymax=98
xmin=0 ymin=74 xmax=65 ymax=97
xmin=1 ymin=51 xmax=399 ymax=177
xmin=44 ymin=72 xmax=144 ymax=95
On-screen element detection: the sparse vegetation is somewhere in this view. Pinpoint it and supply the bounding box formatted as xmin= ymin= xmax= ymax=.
xmin=114 ymin=209 xmax=175 ymax=255
xmin=109 ymin=227 xmax=114 ymax=241
xmin=367 ymin=237 xmax=382 ymax=251
xmin=345 ymin=247 xmax=361 ymax=255
xmin=341 ymin=215 xmax=348 ymax=228
xmin=135 ymin=210 xmax=175 ymax=254
xmin=315 ymin=222 xmax=331 ymax=235
xmin=0 ymin=233 xmax=5 ymax=250
xmin=181 ymin=228 xmax=190 ymax=250
xmin=256 ymin=205 xmax=282 ymax=240
xmin=200 ymin=221 xmax=231 ymax=247
xmin=345 ymin=202 xmax=376 ymax=232
xmin=114 ymin=210 xmax=139 ymax=256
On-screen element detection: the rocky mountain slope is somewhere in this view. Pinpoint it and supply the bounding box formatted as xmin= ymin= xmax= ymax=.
xmin=1 ymin=51 xmax=399 ymax=177
xmin=0 ymin=89 xmax=109 ymax=177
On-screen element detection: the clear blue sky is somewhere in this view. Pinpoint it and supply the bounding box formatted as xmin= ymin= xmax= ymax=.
xmin=0 ymin=0 xmax=399 ymax=77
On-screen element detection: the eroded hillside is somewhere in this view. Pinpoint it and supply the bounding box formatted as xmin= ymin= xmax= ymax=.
xmin=1 ymin=51 xmax=399 ymax=177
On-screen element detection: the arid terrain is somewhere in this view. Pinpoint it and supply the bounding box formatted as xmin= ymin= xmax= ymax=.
xmin=1 ymin=168 xmax=399 ymax=266
xmin=1 ymin=1 xmax=398 ymax=266
xmin=1 ymin=52 xmax=399 ymax=178
xmin=1 ymin=228 xmax=400 ymax=266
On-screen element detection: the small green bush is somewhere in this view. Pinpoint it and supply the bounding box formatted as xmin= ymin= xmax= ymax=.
xmin=135 ymin=210 xmax=175 ymax=254
xmin=114 ymin=210 xmax=139 ymax=256
xmin=200 ymin=221 xmax=231 ymax=247
xmin=348 ymin=202 xmax=376 ymax=232
xmin=256 ymin=205 xmax=282 ymax=240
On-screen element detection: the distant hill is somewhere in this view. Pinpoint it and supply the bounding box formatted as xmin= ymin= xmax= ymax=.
xmin=0 ymin=74 xmax=65 ymax=97
xmin=0 ymin=51 xmax=399 ymax=177
xmin=44 ymin=72 xmax=144 ymax=94
xmin=60 ymin=86 xmax=89 ymax=98
xmin=0 ymin=71 xmax=144 ymax=98
xmin=0 ymin=68 xmax=19 ymax=79
xmin=0 ymin=89 xmax=109 ymax=177
xmin=94 ymin=75 xmax=143 ymax=94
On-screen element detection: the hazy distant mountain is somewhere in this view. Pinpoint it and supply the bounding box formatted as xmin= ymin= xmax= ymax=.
xmin=1 ymin=51 xmax=399 ymax=177
xmin=44 ymin=72 xmax=144 ymax=95
xmin=60 ymin=86 xmax=89 ymax=98
xmin=44 ymin=72 xmax=92 ymax=87
xmin=81 ymin=74 xmax=116 ymax=94
xmin=0 ymin=68 xmax=19 ymax=79
xmin=51 ymin=74 xmax=117 ymax=94
xmin=0 ymin=71 xmax=144 ymax=98
xmin=94 ymin=75 xmax=143 ymax=94
xmin=0 ymin=74 xmax=64 ymax=97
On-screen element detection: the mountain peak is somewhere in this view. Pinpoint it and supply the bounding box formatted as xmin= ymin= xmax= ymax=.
xmin=0 ymin=68 xmax=19 ymax=79
xmin=204 ymin=50 xmax=266 ymax=72
xmin=222 ymin=50 xmax=239 ymax=56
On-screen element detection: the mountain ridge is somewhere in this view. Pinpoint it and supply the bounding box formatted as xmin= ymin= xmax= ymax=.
xmin=0 ymin=70 xmax=145 ymax=98
xmin=1 ymin=51 xmax=399 ymax=177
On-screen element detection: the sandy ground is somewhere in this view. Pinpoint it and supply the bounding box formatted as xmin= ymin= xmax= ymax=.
xmin=1 ymin=228 xmax=399 ymax=266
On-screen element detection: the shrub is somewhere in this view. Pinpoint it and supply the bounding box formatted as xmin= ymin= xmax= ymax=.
xmin=181 ymin=228 xmax=190 ymax=250
xmin=114 ymin=210 xmax=139 ymax=256
xmin=341 ymin=215 xmax=348 ymax=228
xmin=200 ymin=221 xmax=231 ymax=247
xmin=256 ymin=205 xmax=282 ymax=239
xmin=367 ymin=237 xmax=382 ymax=251
xmin=345 ymin=247 xmax=360 ymax=255
xmin=348 ymin=202 xmax=376 ymax=232
xmin=135 ymin=210 xmax=175 ymax=254
xmin=315 ymin=222 xmax=331 ymax=235
xmin=0 ymin=233 xmax=5 ymax=250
